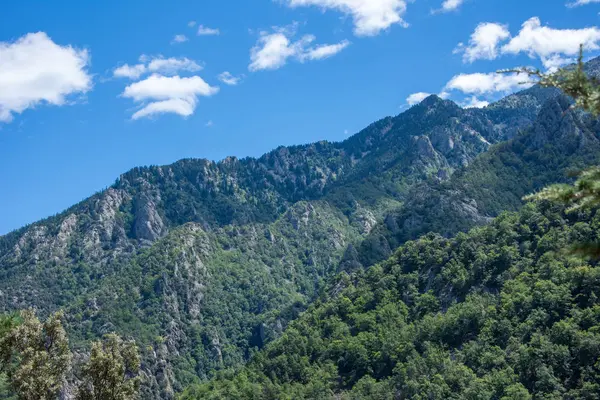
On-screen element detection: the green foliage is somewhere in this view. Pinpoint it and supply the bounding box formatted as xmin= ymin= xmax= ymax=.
xmin=76 ymin=334 xmax=141 ymax=400
xmin=0 ymin=310 xmax=71 ymax=400
xmin=526 ymin=166 xmax=600 ymax=212
xmin=504 ymin=45 xmax=600 ymax=116
xmin=182 ymin=203 xmax=600 ymax=399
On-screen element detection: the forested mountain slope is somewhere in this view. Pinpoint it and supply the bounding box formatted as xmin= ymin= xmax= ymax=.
xmin=0 ymin=58 xmax=599 ymax=398
xmin=183 ymin=201 xmax=600 ymax=399
xmin=352 ymin=94 xmax=600 ymax=269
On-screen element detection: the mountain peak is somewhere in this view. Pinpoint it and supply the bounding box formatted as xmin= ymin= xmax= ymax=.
xmin=421 ymin=94 xmax=445 ymax=106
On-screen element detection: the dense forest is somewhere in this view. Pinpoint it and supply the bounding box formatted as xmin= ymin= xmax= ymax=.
xmin=182 ymin=201 xmax=600 ymax=399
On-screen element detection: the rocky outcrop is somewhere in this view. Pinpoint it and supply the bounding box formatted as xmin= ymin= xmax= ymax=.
xmin=134 ymin=195 xmax=166 ymax=242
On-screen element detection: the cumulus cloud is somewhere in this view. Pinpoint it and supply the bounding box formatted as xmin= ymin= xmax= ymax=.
xmin=113 ymin=56 xmax=202 ymax=79
xmin=250 ymin=32 xmax=302 ymax=71
xmin=197 ymin=25 xmax=220 ymax=36
xmin=501 ymin=17 xmax=600 ymax=68
xmin=249 ymin=28 xmax=350 ymax=71
xmin=283 ymin=0 xmax=409 ymax=36
xmin=456 ymin=17 xmax=600 ymax=69
xmin=218 ymin=71 xmax=243 ymax=85
xmin=0 ymin=32 xmax=91 ymax=123
xmin=567 ymin=0 xmax=600 ymax=7
xmin=171 ymin=34 xmax=188 ymax=44
xmin=406 ymin=92 xmax=431 ymax=105
xmin=188 ymin=21 xmax=197 ymax=28
xmin=123 ymin=74 xmax=218 ymax=101
xmin=122 ymin=74 xmax=219 ymax=120
xmin=445 ymin=72 xmax=533 ymax=95
xmin=455 ymin=22 xmax=510 ymax=63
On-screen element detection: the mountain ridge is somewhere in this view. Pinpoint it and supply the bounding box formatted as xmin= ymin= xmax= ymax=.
xmin=1 ymin=59 xmax=599 ymax=398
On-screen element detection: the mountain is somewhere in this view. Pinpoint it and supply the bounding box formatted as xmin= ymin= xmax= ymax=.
xmin=1 ymin=59 xmax=599 ymax=398
xmin=351 ymin=94 xmax=600 ymax=269
xmin=182 ymin=201 xmax=600 ymax=399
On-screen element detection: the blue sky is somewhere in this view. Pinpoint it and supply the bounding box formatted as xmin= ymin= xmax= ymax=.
xmin=0 ymin=0 xmax=599 ymax=234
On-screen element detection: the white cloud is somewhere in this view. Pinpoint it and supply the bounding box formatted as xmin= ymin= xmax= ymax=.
xmin=406 ymin=92 xmax=431 ymax=105
xmin=123 ymin=74 xmax=218 ymax=101
xmin=114 ymin=56 xmax=202 ymax=79
xmin=542 ymin=54 xmax=576 ymax=72
xmin=455 ymin=22 xmax=510 ymax=63
xmin=445 ymin=71 xmax=533 ymax=95
xmin=205 ymin=120 xmax=214 ymax=127
xmin=218 ymin=71 xmax=242 ymax=85
xmin=567 ymin=0 xmax=600 ymax=7
xmin=461 ymin=96 xmax=489 ymax=108
xmin=197 ymin=25 xmax=220 ymax=36
xmin=147 ymin=57 xmax=202 ymax=75
xmin=0 ymin=32 xmax=91 ymax=123
xmin=250 ymin=32 xmax=302 ymax=71
xmin=122 ymin=74 xmax=219 ymax=120
xmin=501 ymin=17 xmax=600 ymax=67
xmin=300 ymin=40 xmax=351 ymax=61
xmin=249 ymin=28 xmax=350 ymax=71
xmin=171 ymin=34 xmax=189 ymax=44
xmin=132 ymin=98 xmax=196 ymax=120
xmin=284 ymin=0 xmax=409 ymax=36
xmin=114 ymin=63 xmax=147 ymax=79
xmin=188 ymin=21 xmax=197 ymax=28
xmin=439 ymin=0 xmax=465 ymax=12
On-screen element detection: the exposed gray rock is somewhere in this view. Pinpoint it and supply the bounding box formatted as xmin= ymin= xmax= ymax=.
xmin=134 ymin=196 xmax=166 ymax=242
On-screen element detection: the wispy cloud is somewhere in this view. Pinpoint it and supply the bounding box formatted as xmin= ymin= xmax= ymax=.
xmin=218 ymin=71 xmax=243 ymax=85
xmin=249 ymin=26 xmax=350 ymax=71
xmin=171 ymin=34 xmax=188 ymax=44
xmin=197 ymin=25 xmax=220 ymax=36
xmin=113 ymin=56 xmax=202 ymax=79
xmin=114 ymin=63 xmax=147 ymax=80
xmin=566 ymin=0 xmax=600 ymax=7
xmin=300 ymin=40 xmax=351 ymax=61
